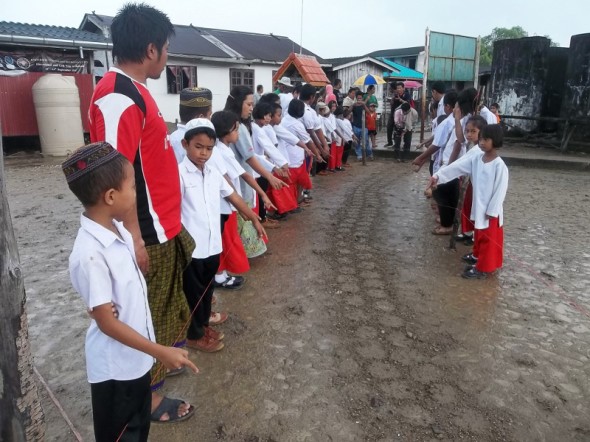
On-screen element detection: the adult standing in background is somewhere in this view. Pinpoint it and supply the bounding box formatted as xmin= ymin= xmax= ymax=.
xmin=384 ymin=82 xmax=411 ymax=147
xmin=333 ymin=78 xmax=343 ymax=106
xmin=254 ymin=84 xmax=264 ymax=105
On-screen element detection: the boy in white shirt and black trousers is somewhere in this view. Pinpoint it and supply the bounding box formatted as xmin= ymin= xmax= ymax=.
xmin=64 ymin=142 xmax=198 ymax=441
xmin=179 ymin=119 xmax=266 ymax=352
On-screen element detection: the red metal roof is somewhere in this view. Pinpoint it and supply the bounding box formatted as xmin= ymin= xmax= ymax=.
xmin=272 ymin=53 xmax=329 ymax=87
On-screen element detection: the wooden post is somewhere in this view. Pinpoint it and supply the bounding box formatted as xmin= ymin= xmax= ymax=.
xmin=420 ymin=28 xmax=430 ymax=143
xmin=0 ymin=123 xmax=46 ymax=441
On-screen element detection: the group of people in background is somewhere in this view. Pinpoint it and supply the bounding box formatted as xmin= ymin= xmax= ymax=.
xmin=59 ymin=4 xmax=510 ymax=441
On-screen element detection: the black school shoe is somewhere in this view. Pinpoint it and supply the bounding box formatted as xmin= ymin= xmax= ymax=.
xmin=462 ymin=267 xmax=487 ymax=279
xmin=461 ymin=253 xmax=478 ymax=265
xmin=214 ymin=275 xmax=245 ymax=290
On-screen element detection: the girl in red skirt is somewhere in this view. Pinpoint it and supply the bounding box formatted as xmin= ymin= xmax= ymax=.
xmin=429 ymin=124 xmax=509 ymax=279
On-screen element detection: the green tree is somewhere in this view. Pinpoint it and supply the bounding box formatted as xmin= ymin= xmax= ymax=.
xmin=480 ymin=26 xmax=528 ymax=66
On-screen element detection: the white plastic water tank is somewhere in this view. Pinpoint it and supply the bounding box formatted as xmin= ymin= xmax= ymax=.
xmin=32 ymin=74 xmax=84 ymax=156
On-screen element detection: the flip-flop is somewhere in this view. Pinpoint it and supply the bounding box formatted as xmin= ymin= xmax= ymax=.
xmin=150 ymin=397 xmax=194 ymax=423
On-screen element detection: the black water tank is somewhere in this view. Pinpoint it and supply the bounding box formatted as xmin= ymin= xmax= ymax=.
xmin=490 ymin=37 xmax=550 ymax=131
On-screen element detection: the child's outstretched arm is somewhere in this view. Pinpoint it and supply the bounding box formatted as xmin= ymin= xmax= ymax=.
xmin=240 ymin=172 xmax=278 ymax=211
xmin=92 ymin=303 xmax=198 ymax=374
xmin=226 ymin=193 xmax=267 ymax=240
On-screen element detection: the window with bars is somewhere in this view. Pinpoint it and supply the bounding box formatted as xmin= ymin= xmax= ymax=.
xmin=230 ymin=68 xmax=255 ymax=89
xmin=166 ymin=66 xmax=198 ymax=94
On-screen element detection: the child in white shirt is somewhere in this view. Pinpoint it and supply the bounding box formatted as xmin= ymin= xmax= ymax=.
xmin=179 ymin=119 xmax=266 ymax=351
xmin=64 ymin=142 xmax=198 ymax=439
xmin=429 ymin=124 xmax=509 ymax=279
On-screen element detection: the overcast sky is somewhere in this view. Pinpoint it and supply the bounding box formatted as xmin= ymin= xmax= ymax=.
xmin=2 ymin=0 xmax=589 ymax=58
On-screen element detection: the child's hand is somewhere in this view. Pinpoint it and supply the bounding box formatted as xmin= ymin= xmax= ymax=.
xmin=253 ymin=220 xmax=267 ymax=240
xmin=453 ymin=104 xmax=461 ymax=120
xmin=269 ymin=175 xmax=288 ymax=190
xmin=158 ymin=346 xmax=199 ymax=374
xmin=263 ymin=196 xmax=277 ymax=211
xmin=273 ymin=167 xmax=288 ymax=178
xmin=427 ymin=176 xmax=438 ymax=190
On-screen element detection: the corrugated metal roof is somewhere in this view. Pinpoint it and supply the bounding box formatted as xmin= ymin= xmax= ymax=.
xmin=170 ymin=26 xmax=232 ymax=59
xmin=202 ymin=28 xmax=324 ymax=63
xmin=0 ymin=21 xmax=109 ymax=43
xmin=377 ymin=58 xmax=423 ymax=80
xmin=80 ymin=13 xmax=323 ymax=63
xmin=368 ymin=46 xmax=424 ymax=58
xmin=272 ymin=52 xmax=329 ymax=87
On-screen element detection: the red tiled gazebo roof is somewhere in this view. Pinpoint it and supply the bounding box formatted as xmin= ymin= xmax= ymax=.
xmin=272 ymin=52 xmax=329 ymax=87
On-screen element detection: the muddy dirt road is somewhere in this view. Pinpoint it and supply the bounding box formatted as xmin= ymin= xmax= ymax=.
xmin=5 ymin=155 xmax=590 ymax=441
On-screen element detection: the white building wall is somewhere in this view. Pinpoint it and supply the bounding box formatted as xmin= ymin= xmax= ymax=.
xmin=146 ymin=58 xmax=280 ymax=123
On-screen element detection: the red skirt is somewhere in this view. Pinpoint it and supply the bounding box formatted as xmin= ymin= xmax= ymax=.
xmin=462 ymin=182 xmax=475 ymax=234
xmin=266 ymin=172 xmax=298 ymax=214
xmin=335 ymin=144 xmax=343 ymax=168
xmin=328 ymin=142 xmax=337 ymax=170
xmin=474 ymin=217 xmax=503 ymax=273
xmin=289 ymin=163 xmax=312 ymax=202
xmin=218 ymin=212 xmax=249 ymax=274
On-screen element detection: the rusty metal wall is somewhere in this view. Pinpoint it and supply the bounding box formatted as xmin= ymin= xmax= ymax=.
xmin=0 ymin=72 xmax=93 ymax=137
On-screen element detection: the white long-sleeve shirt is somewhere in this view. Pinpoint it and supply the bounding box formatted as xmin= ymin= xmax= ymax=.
xmin=252 ymin=123 xmax=288 ymax=168
xmin=434 ymin=152 xmax=509 ymax=230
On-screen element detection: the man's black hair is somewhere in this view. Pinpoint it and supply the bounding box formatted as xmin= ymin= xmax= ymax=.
xmin=288 ymin=99 xmax=305 ymax=119
xmin=256 ymin=84 xmax=263 ymax=93
xmin=395 ymin=81 xmax=405 ymax=88
xmin=431 ymin=81 xmax=445 ymax=94
xmin=355 ymin=91 xmax=364 ymax=98
xmin=401 ymin=102 xmax=411 ymax=112
xmin=253 ymin=102 xmax=272 ymax=120
xmin=111 ymin=3 xmax=174 ymax=64
xmin=348 ymin=87 xmax=356 ymax=94
xmin=457 ymin=87 xmax=478 ymax=116
xmin=480 ymin=124 xmax=504 ymax=148
xmin=300 ymin=84 xmax=317 ymax=101
xmin=443 ymin=90 xmax=458 ymax=108
xmin=211 ymin=111 xmax=239 ymax=139
xmin=259 ymin=93 xmax=280 ymax=105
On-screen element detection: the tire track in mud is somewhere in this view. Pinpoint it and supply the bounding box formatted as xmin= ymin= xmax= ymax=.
xmin=324 ymin=164 xmax=515 ymax=441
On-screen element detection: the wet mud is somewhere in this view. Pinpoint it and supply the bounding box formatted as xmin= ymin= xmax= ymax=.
xmin=4 ymin=153 xmax=590 ymax=441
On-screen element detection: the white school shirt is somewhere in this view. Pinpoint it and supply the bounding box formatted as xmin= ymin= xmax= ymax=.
xmin=252 ymin=123 xmax=288 ymax=168
xmin=170 ymin=123 xmax=187 ymax=163
xmin=302 ymin=103 xmax=322 ymax=130
xmin=328 ymin=113 xmax=342 ymax=145
xmin=437 ymin=97 xmax=446 ymax=118
xmin=480 ymin=106 xmax=499 ymax=125
xmin=336 ymin=118 xmax=351 ymax=142
xmin=279 ymin=92 xmax=293 ymax=113
xmin=69 ymin=215 xmax=155 ymax=384
xmin=435 ymin=152 xmax=509 ymax=229
xmin=321 ymin=114 xmax=335 ymax=143
xmin=273 ymin=123 xmax=301 ymax=160
xmin=263 ymin=124 xmax=279 ymax=146
xmin=216 ymin=140 xmax=246 ymax=213
xmin=440 ymin=114 xmax=470 ymax=167
xmin=279 ymin=114 xmax=311 ymax=167
xmin=431 ymin=115 xmax=455 ymax=174
xmin=179 ymin=157 xmax=234 ymax=258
